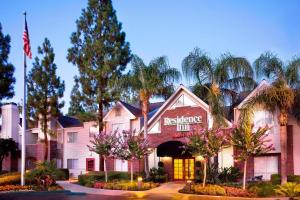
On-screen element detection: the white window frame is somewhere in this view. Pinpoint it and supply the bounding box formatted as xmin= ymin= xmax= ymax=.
xmin=67 ymin=159 xmax=78 ymax=169
xmin=67 ymin=132 xmax=78 ymax=143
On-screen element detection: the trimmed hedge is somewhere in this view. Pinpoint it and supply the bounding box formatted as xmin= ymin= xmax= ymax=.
xmin=78 ymin=171 xmax=134 ymax=187
xmin=57 ymin=168 xmax=69 ymax=180
xmin=271 ymin=174 xmax=300 ymax=185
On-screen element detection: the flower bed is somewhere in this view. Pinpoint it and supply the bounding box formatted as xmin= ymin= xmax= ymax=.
xmin=0 ymin=172 xmax=21 ymax=186
xmin=93 ymin=181 xmax=159 ymax=191
xmin=0 ymin=185 xmax=32 ymax=192
xmin=179 ymin=184 xmax=255 ymax=197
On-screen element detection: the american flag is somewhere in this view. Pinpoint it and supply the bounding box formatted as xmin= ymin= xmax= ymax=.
xmin=23 ymin=17 xmax=32 ymax=59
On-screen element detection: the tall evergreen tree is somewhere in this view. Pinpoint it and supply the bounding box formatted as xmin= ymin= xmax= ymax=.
xmin=0 ymin=23 xmax=15 ymax=103
xmin=67 ymin=0 xmax=131 ymax=132
xmin=27 ymin=38 xmax=65 ymax=160
xmin=68 ymin=76 xmax=97 ymax=122
xmin=68 ymin=76 xmax=84 ymax=116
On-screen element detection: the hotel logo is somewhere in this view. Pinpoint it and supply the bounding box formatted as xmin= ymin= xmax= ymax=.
xmin=164 ymin=116 xmax=202 ymax=132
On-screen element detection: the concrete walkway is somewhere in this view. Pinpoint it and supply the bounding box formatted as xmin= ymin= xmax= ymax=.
xmin=57 ymin=181 xmax=184 ymax=196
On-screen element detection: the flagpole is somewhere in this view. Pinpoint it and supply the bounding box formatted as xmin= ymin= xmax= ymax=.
xmin=21 ymin=11 xmax=27 ymax=186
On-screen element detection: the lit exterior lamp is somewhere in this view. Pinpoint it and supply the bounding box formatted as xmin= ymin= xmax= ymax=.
xmin=186 ymin=179 xmax=192 ymax=193
xmin=137 ymin=176 xmax=143 ymax=190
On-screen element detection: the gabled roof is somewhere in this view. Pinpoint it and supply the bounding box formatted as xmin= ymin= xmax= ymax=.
xmin=120 ymin=101 xmax=142 ymax=116
xmin=104 ymin=100 xmax=165 ymax=121
xmin=58 ymin=116 xmax=82 ymax=128
xmin=236 ymin=80 xmax=270 ymax=109
xmin=141 ymin=85 xmax=212 ymax=132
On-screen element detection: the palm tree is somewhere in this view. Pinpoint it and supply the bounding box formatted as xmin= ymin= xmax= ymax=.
xmin=182 ymin=48 xmax=256 ymax=108
xmin=242 ymin=51 xmax=300 ymax=184
xmin=126 ymin=55 xmax=181 ymax=175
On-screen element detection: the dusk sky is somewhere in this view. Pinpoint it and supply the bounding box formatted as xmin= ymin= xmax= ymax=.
xmin=1 ymin=0 xmax=300 ymax=114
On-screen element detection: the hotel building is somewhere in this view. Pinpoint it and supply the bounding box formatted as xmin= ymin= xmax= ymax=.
xmin=1 ymin=81 xmax=300 ymax=180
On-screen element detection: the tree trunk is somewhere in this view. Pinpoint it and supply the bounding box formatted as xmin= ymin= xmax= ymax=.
xmin=43 ymin=117 xmax=48 ymax=161
xmin=104 ymin=156 xmax=108 ymax=182
xmin=98 ymin=91 xmax=104 ymax=171
xmin=141 ymin=98 xmax=149 ymax=177
xmin=202 ymin=160 xmax=207 ymax=187
xmin=131 ymin=160 xmax=133 ymax=183
xmin=98 ymin=97 xmax=104 ymax=133
xmin=0 ymin=157 xmax=3 ymax=172
xmin=280 ymin=125 xmax=287 ymax=185
xmin=243 ymin=159 xmax=247 ymax=190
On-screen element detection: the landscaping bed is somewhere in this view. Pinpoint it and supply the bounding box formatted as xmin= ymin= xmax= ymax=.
xmin=78 ymin=171 xmax=159 ymax=191
xmin=94 ymin=180 xmax=159 ymax=191
xmin=179 ymin=181 xmax=300 ymax=199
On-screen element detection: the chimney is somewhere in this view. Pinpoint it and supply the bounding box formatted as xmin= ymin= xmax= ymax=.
xmin=0 ymin=103 xmax=20 ymax=142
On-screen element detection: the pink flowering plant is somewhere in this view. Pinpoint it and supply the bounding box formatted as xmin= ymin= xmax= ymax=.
xmin=230 ymin=125 xmax=274 ymax=190
xmin=88 ymin=131 xmax=119 ymax=182
xmin=116 ymin=130 xmax=151 ymax=183
xmin=185 ymin=128 xmax=230 ymax=187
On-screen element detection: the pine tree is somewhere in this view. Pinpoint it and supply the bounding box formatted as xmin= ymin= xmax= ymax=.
xmin=67 ymin=0 xmax=131 ymax=132
xmin=0 ymin=23 xmax=15 ymax=103
xmin=68 ymin=76 xmax=84 ymax=116
xmin=27 ymin=38 xmax=65 ymax=161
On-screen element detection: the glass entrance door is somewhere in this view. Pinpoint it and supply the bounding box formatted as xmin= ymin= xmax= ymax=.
xmin=185 ymin=159 xmax=194 ymax=180
xmin=173 ymin=159 xmax=183 ymax=179
xmin=173 ymin=158 xmax=194 ymax=180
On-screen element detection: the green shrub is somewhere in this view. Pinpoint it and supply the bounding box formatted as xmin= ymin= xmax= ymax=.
xmin=274 ymin=182 xmax=300 ymax=198
xmin=194 ymin=184 xmax=226 ymax=196
xmin=195 ymin=161 xmax=201 ymax=168
xmin=218 ymin=167 xmax=241 ymax=183
xmin=108 ymin=171 xmax=130 ymax=181
xmin=0 ymin=172 xmax=20 ymax=185
xmin=78 ymin=174 xmax=103 ymax=186
xmin=271 ymin=174 xmax=281 ymax=185
xmin=288 ymin=175 xmax=300 ymax=183
xmin=57 ymin=168 xmax=69 ymax=180
xmin=148 ymin=167 xmax=166 ymax=183
xmin=78 ymin=171 xmax=136 ymax=186
xmin=25 ymin=161 xmax=63 ymax=191
xmin=158 ymin=161 xmax=164 ymax=168
xmin=248 ymin=182 xmax=276 ymax=197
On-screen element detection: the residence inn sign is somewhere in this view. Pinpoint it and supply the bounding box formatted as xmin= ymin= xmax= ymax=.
xmin=164 ymin=115 xmax=202 ymax=131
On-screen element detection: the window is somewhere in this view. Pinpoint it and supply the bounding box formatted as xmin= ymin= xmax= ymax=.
xmin=253 ymin=110 xmax=275 ymax=134
xmin=86 ymin=158 xmax=95 ymax=171
xmin=67 ymin=159 xmax=78 ymax=169
xmin=115 ymin=159 xmax=128 ymax=172
xmin=89 ymin=126 xmax=97 ymax=137
xmin=254 ymin=156 xmax=278 ymax=180
xmin=67 ymin=132 xmax=78 ymax=143
xmin=112 ymin=123 xmax=125 ymax=134
xmin=115 ymin=107 xmax=121 ymax=116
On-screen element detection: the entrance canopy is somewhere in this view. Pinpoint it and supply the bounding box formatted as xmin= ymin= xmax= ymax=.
xmin=157 ymin=141 xmax=191 ymax=157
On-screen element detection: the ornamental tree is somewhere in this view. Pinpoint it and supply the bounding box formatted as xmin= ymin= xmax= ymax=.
xmin=185 ymin=128 xmax=229 ymax=187
xmin=88 ymin=131 xmax=119 ymax=182
xmin=116 ymin=130 xmax=151 ymax=183
xmin=0 ymin=138 xmax=19 ymax=172
xmin=230 ymin=123 xmax=273 ymax=190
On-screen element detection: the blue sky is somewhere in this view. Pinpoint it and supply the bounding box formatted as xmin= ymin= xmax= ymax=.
xmin=1 ymin=0 xmax=300 ymax=114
